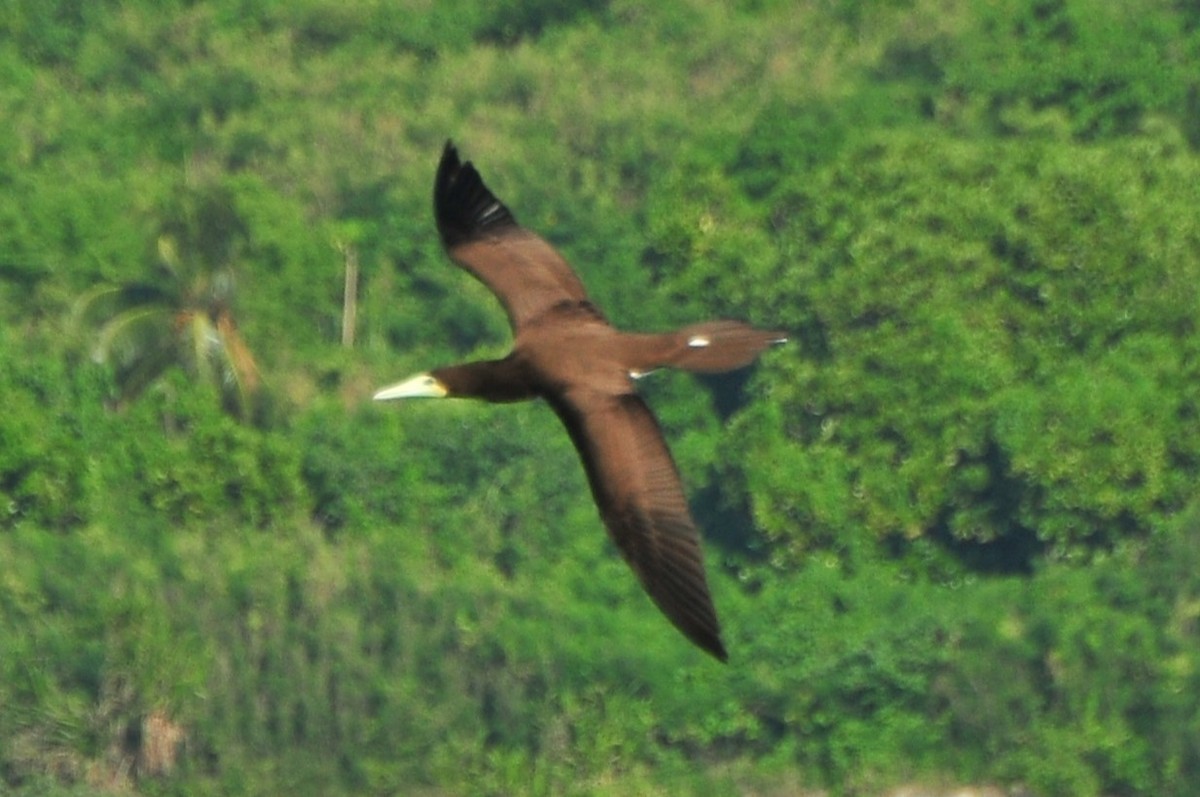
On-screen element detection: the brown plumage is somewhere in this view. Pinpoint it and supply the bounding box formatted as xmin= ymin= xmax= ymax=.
xmin=374 ymin=141 xmax=785 ymax=661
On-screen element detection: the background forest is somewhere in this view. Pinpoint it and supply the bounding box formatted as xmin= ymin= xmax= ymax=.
xmin=2 ymin=1 xmax=1199 ymax=795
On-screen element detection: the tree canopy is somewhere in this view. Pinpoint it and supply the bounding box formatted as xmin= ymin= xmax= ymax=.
xmin=2 ymin=1 xmax=1199 ymax=795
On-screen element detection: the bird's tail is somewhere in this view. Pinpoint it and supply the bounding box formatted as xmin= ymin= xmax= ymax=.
xmin=625 ymin=321 xmax=786 ymax=376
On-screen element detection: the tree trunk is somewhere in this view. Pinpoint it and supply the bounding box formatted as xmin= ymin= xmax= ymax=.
xmin=341 ymin=244 xmax=359 ymax=348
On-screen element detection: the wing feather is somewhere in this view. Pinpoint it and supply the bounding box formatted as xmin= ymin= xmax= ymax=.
xmin=434 ymin=141 xmax=592 ymax=331
xmin=548 ymin=389 xmax=727 ymax=661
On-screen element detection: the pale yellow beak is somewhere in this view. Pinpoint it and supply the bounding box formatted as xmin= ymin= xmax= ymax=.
xmin=373 ymin=373 xmax=448 ymax=401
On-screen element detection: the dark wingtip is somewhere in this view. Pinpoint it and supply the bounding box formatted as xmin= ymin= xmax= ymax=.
xmin=708 ymin=637 xmax=730 ymax=663
xmin=434 ymin=140 xmax=518 ymax=247
xmin=687 ymin=621 xmax=728 ymax=662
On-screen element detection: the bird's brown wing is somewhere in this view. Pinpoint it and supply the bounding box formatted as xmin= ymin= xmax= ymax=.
xmin=547 ymin=388 xmax=727 ymax=661
xmin=434 ymin=141 xmax=593 ymax=332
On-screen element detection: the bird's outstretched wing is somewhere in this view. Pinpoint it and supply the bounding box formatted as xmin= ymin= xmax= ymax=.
xmin=434 ymin=141 xmax=593 ymax=332
xmin=547 ymin=389 xmax=727 ymax=661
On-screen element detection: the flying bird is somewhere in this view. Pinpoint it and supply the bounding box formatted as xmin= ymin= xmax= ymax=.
xmin=374 ymin=141 xmax=785 ymax=661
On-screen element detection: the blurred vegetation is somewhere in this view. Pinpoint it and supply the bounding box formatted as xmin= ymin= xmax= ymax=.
xmin=2 ymin=0 xmax=1199 ymax=795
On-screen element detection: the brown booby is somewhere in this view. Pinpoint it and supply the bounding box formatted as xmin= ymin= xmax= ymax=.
xmin=375 ymin=142 xmax=784 ymax=660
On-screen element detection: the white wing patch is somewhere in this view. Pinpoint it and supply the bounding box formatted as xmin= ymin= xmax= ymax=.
xmin=687 ymin=335 xmax=711 ymax=348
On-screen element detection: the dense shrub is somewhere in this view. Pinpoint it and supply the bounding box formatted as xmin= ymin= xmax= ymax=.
xmin=729 ymin=123 xmax=1200 ymax=568
xmin=2 ymin=1 xmax=1199 ymax=795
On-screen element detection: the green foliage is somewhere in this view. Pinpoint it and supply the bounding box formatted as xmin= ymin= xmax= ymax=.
xmin=936 ymin=511 xmax=1200 ymax=796
xmin=733 ymin=123 xmax=1200 ymax=567
xmin=113 ymin=379 xmax=303 ymax=529
xmin=2 ymin=1 xmax=1200 ymax=795
xmin=944 ymin=0 xmax=1197 ymax=138
xmin=0 ymin=336 xmax=106 ymax=532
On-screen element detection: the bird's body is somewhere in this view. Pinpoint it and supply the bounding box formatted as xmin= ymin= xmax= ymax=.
xmin=374 ymin=142 xmax=784 ymax=661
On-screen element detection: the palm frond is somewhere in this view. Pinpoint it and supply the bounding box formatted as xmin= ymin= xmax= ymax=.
xmin=74 ymin=227 xmax=260 ymax=418
xmin=214 ymin=310 xmax=261 ymax=417
xmin=93 ymin=306 xmax=176 ymax=365
xmin=70 ymin=283 xmax=175 ymax=334
xmin=184 ymin=311 xmax=218 ymax=388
